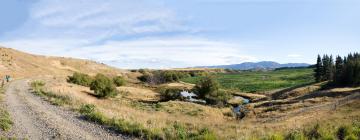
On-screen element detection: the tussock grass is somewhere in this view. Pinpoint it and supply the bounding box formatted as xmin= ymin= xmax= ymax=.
xmin=0 ymin=109 xmax=13 ymax=131
xmin=0 ymin=87 xmax=13 ymax=131
xmin=30 ymin=81 xmax=71 ymax=106
xmin=79 ymin=104 xmax=217 ymax=140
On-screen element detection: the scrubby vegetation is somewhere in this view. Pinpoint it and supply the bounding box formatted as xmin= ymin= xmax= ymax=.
xmin=0 ymin=88 xmax=12 ymax=131
xmin=67 ymin=72 xmax=93 ymax=87
xmin=113 ymin=76 xmax=126 ymax=86
xmin=157 ymin=87 xmax=184 ymax=102
xmin=90 ymin=74 xmax=118 ymax=98
xmin=182 ymin=68 xmax=314 ymax=93
xmin=261 ymin=122 xmax=360 ymax=140
xmin=315 ymin=53 xmax=360 ymax=86
xmin=31 ymin=81 xmax=71 ymax=106
xmin=193 ymin=76 xmax=231 ymax=106
xmin=0 ymin=108 xmax=12 ymax=131
xmin=138 ymin=70 xmax=194 ymax=84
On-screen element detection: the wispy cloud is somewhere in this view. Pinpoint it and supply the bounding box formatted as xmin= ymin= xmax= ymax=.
xmin=2 ymin=37 xmax=255 ymax=69
xmin=6 ymin=0 xmax=191 ymax=40
xmin=0 ymin=0 xmax=257 ymax=68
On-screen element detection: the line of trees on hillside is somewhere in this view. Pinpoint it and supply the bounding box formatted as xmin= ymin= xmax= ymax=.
xmin=314 ymin=53 xmax=360 ymax=86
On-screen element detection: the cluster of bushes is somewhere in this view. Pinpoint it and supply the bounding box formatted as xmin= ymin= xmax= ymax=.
xmin=79 ymin=104 xmax=217 ymax=140
xmin=156 ymin=75 xmax=232 ymax=106
xmin=264 ymin=123 xmax=360 ymax=140
xmin=138 ymin=70 xmax=191 ymax=84
xmin=193 ymin=76 xmax=231 ymax=106
xmin=67 ymin=72 xmax=93 ymax=87
xmin=314 ymin=53 xmax=360 ymax=86
xmin=67 ymin=73 xmax=127 ymax=98
xmin=90 ymin=74 xmax=118 ymax=98
xmin=157 ymin=87 xmax=184 ymax=102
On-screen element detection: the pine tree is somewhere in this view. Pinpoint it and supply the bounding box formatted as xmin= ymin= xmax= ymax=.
xmin=314 ymin=55 xmax=323 ymax=82
xmin=334 ymin=56 xmax=344 ymax=84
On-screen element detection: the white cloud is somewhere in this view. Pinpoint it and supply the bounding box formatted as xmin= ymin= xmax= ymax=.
xmin=0 ymin=0 xmax=257 ymax=69
xmin=5 ymin=0 xmax=190 ymax=41
xmin=1 ymin=37 xmax=256 ymax=69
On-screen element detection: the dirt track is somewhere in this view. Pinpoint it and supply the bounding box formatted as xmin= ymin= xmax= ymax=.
xmin=1 ymin=80 xmax=128 ymax=140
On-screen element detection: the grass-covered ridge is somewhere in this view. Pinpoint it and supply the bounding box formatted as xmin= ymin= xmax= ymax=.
xmin=181 ymin=68 xmax=314 ymax=93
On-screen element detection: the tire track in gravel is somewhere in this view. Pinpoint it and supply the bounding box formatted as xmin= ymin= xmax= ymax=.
xmin=2 ymin=80 xmax=129 ymax=140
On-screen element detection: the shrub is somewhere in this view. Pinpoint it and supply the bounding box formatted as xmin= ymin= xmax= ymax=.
xmin=337 ymin=126 xmax=353 ymax=140
xmin=193 ymin=76 xmax=220 ymax=99
xmin=113 ymin=76 xmax=126 ymax=87
xmin=306 ymin=124 xmax=322 ymax=139
xmin=67 ymin=72 xmax=93 ymax=87
xmin=138 ymin=73 xmax=152 ymax=83
xmin=204 ymin=89 xmax=231 ymax=106
xmin=79 ymin=104 xmax=96 ymax=114
xmin=90 ymin=74 xmax=118 ymax=98
xmin=192 ymin=76 xmax=230 ymax=106
xmin=157 ymin=87 xmax=183 ymax=102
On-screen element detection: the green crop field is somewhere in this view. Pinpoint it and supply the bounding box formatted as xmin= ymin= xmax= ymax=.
xmin=181 ymin=68 xmax=315 ymax=93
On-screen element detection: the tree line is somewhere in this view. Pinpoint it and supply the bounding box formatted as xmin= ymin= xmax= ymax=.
xmin=314 ymin=53 xmax=360 ymax=86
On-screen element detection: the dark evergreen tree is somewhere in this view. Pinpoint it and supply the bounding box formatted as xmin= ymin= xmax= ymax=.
xmin=314 ymin=55 xmax=323 ymax=82
xmin=334 ymin=56 xmax=344 ymax=84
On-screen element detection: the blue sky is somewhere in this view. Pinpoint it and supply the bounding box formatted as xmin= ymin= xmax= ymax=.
xmin=0 ymin=0 xmax=359 ymax=69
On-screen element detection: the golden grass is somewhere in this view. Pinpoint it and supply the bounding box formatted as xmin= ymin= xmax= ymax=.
xmin=37 ymin=76 xmax=360 ymax=139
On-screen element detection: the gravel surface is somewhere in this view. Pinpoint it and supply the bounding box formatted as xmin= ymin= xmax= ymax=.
xmin=1 ymin=80 xmax=130 ymax=140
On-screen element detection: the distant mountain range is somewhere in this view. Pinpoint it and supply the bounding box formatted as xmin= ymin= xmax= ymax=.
xmin=196 ymin=61 xmax=311 ymax=70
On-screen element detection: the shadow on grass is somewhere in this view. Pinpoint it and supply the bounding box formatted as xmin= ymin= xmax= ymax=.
xmin=271 ymin=82 xmax=317 ymax=100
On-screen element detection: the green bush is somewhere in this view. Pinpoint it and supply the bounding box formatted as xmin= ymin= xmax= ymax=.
xmin=79 ymin=104 xmax=96 ymax=114
xmin=337 ymin=126 xmax=353 ymax=140
xmin=192 ymin=76 xmax=230 ymax=106
xmin=90 ymin=74 xmax=118 ymax=98
xmin=157 ymin=87 xmax=183 ymax=101
xmin=67 ymin=72 xmax=93 ymax=87
xmin=193 ymin=76 xmax=220 ymax=99
xmin=113 ymin=76 xmax=126 ymax=86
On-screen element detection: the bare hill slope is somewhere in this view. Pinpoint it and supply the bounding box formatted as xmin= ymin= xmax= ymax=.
xmin=0 ymin=47 xmax=127 ymax=78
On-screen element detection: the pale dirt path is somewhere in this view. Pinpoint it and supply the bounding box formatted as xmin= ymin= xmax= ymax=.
xmin=1 ymin=79 xmax=129 ymax=140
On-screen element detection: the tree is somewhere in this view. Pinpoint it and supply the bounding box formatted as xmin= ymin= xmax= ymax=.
xmin=193 ymin=76 xmax=220 ymax=99
xmin=335 ymin=56 xmax=344 ymax=84
xmin=90 ymin=74 xmax=118 ymax=98
xmin=314 ymin=55 xmax=323 ymax=82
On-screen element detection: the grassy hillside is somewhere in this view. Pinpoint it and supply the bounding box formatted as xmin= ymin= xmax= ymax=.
xmin=181 ymin=68 xmax=314 ymax=93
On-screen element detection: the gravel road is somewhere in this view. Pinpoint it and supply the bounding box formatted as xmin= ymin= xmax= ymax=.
xmin=1 ymin=80 xmax=128 ymax=140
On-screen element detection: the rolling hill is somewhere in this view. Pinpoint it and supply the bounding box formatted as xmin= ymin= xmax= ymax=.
xmin=197 ymin=61 xmax=311 ymax=70
xmin=0 ymin=47 xmax=128 ymax=78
